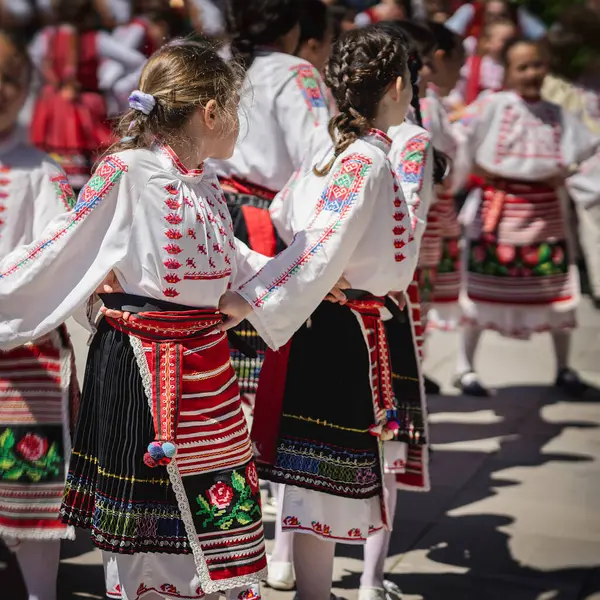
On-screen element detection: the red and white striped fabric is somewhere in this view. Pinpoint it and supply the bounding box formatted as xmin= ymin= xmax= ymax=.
xmin=0 ymin=330 xmax=75 ymax=540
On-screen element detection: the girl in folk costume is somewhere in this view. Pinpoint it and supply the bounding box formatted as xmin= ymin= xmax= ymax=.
xmin=0 ymin=40 xmax=351 ymax=600
xmin=356 ymin=24 xmax=437 ymax=600
xmin=29 ymin=0 xmax=146 ymax=190
xmin=452 ymin=38 xmax=600 ymax=398
xmin=423 ymin=22 xmax=465 ymax=332
xmin=295 ymin=0 xmax=335 ymax=75
xmin=0 ymin=31 xmax=79 ymax=600
xmin=213 ymin=0 xmax=331 ymax=396
xmin=447 ymin=18 xmax=516 ymax=112
xmin=245 ymin=26 xmax=426 ymax=600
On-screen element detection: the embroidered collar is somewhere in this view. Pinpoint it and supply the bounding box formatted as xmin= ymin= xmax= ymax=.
xmin=154 ymin=142 xmax=205 ymax=183
xmin=362 ymin=129 xmax=392 ymax=153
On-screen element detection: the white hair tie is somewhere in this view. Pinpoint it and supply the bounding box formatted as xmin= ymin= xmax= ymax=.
xmin=129 ymin=90 xmax=156 ymax=115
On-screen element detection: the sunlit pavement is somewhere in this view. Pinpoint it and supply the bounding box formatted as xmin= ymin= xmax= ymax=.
xmin=2 ymin=299 xmax=600 ymax=600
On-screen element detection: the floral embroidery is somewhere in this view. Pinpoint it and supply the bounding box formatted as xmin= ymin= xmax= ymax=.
xmin=164 ymin=273 xmax=181 ymax=284
xmin=311 ymin=521 xmax=332 ymax=536
xmin=165 ymin=184 xmax=178 ymax=195
xmin=50 ymin=173 xmax=76 ymax=210
xmin=241 ymin=154 xmax=372 ymax=307
xmin=163 ymin=287 xmax=180 ymax=298
xmin=165 ymin=229 xmax=182 ymax=240
xmin=237 ymin=590 xmax=260 ymax=600
xmin=165 ymin=198 xmax=181 ymax=210
xmin=213 ymin=243 xmax=224 ymax=254
xmin=283 ymin=516 xmax=299 ymax=527
xmin=186 ymin=257 xmax=197 ymax=269
xmin=0 ymin=429 xmax=61 ymax=482
xmin=397 ymin=133 xmax=430 ymax=185
xmin=348 ymin=528 xmax=363 ymax=538
xmin=246 ymin=462 xmax=259 ymax=494
xmin=197 ymin=244 xmax=207 ymax=255
xmin=196 ymin=465 xmax=261 ymax=530
xmin=164 ymin=244 xmax=183 ymax=255
xmin=164 ymin=259 xmax=182 ymax=270
xmin=0 ymin=156 xmax=127 ymax=279
xmin=165 ymin=213 xmax=183 ymax=225
xmin=291 ymin=64 xmax=327 ymax=126
xmin=160 ymin=584 xmax=179 ymax=594
xmin=187 ymin=228 xmax=196 ymax=239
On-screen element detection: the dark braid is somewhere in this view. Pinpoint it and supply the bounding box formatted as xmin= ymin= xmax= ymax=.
xmin=315 ymin=26 xmax=409 ymax=176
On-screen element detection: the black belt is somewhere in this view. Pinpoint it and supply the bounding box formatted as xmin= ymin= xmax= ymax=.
xmin=223 ymin=191 xmax=272 ymax=211
xmin=99 ymin=293 xmax=257 ymax=358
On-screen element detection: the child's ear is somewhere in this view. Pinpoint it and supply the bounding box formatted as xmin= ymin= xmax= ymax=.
xmin=394 ymin=76 xmax=404 ymax=101
xmin=203 ymin=99 xmax=218 ymax=130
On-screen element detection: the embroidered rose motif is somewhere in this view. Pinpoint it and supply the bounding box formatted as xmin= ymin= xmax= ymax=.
xmin=16 ymin=434 xmax=48 ymax=462
xmin=164 ymin=273 xmax=181 ymax=284
xmin=496 ymin=244 xmax=516 ymax=265
xmin=245 ymin=462 xmax=259 ymax=495
xmin=347 ymin=528 xmax=362 ymax=538
xmin=208 ymin=482 xmax=234 ymax=509
xmin=552 ymin=246 xmax=565 ymax=265
xmin=165 ymin=184 xmax=178 ymax=195
xmin=283 ymin=515 xmax=299 ymax=527
xmin=160 ymin=584 xmax=178 ymax=594
xmin=521 ymin=245 xmax=540 ymax=267
xmin=237 ymin=590 xmax=260 ymax=600
xmin=311 ymin=521 xmax=331 ymax=535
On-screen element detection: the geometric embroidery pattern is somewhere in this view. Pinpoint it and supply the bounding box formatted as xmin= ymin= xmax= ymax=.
xmin=50 ymin=173 xmax=77 ymax=210
xmin=291 ymin=64 xmax=327 ymax=126
xmin=397 ymin=133 xmax=429 ymax=186
xmin=246 ymin=153 xmax=372 ymax=307
xmin=0 ymin=156 xmax=127 ymax=279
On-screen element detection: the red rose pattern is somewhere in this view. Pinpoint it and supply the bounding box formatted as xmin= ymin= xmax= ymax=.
xmin=208 ymin=482 xmax=234 ymax=509
xmin=16 ymin=433 xmax=48 ymax=461
xmin=246 ymin=462 xmax=259 ymax=495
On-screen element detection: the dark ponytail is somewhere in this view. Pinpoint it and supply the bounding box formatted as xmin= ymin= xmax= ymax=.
xmin=225 ymin=0 xmax=300 ymax=70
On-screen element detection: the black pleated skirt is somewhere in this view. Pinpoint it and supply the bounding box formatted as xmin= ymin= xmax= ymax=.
xmin=60 ymin=319 xmax=190 ymax=554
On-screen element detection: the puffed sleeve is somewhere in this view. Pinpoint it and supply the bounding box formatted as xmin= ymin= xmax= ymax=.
xmin=561 ymin=112 xmax=600 ymax=209
xmin=392 ymin=130 xmax=435 ymax=250
xmin=0 ymin=155 xmax=143 ymax=348
xmin=30 ymin=159 xmax=76 ymax=237
xmin=275 ymin=63 xmax=332 ymax=169
xmin=236 ymin=154 xmax=405 ymax=349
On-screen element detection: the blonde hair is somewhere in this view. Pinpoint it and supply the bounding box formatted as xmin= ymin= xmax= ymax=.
xmin=107 ymin=40 xmax=242 ymax=156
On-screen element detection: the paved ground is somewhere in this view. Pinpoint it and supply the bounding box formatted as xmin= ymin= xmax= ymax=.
xmin=2 ymin=299 xmax=600 ymax=600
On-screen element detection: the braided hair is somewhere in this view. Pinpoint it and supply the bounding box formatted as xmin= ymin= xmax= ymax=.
xmin=379 ymin=20 xmax=449 ymax=185
xmin=315 ymin=26 xmax=409 ymax=176
xmin=225 ymin=0 xmax=299 ymax=70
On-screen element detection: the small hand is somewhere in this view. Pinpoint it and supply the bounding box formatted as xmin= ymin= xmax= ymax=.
xmin=218 ymin=291 xmax=252 ymax=332
xmin=97 ymin=271 xmax=131 ymax=321
xmin=325 ymin=276 xmax=350 ymax=304
xmin=388 ymin=291 xmax=406 ymax=310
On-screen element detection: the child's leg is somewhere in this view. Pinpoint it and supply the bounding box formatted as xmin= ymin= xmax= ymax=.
xmin=293 ymin=533 xmax=336 ymax=600
xmin=12 ymin=539 xmax=61 ymax=600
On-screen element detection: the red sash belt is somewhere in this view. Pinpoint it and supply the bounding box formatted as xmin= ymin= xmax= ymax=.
xmin=106 ymin=310 xmax=222 ymax=466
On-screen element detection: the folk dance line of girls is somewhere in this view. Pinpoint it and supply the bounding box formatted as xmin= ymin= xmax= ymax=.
xmin=0 ymin=3 xmax=599 ymax=600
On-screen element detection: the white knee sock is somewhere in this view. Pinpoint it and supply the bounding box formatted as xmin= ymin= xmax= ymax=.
xmin=551 ymin=331 xmax=571 ymax=372
xmin=456 ymin=326 xmax=483 ymax=376
xmin=360 ymin=473 xmax=398 ymax=589
xmin=271 ymin=483 xmax=293 ymax=564
xmin=12 ymin=539 xmax=61 ymax=600
xmin=293 ymin=533 xmax=336 ymax=600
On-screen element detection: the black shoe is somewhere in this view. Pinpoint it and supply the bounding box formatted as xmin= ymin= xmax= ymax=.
xmin=453 ymin=372 xmax=490 ymax=397
xmin=555 ymin=368 xmax=589 ymax=398
xmin=424 ymin=376 xmax=441 ymax=395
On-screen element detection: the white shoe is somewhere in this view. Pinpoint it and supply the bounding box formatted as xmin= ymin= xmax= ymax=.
xmin=358 ymin=588 xmax=386 ymax=600
xmin=383 ymin=580 xmax=403 ymax=600
xmin=266 ymin=560 xmax=295 ymax=591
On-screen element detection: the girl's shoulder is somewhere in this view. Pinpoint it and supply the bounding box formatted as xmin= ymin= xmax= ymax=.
xmin=388 ymin=122 xmax=431 ymax=148
xmin=251 ymin=51 xmax=323 ymax=92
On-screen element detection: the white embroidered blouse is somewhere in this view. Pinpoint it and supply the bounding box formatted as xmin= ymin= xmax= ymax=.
xmin=0 ymin=129 xmax=74 ymax=261
xmin=452 ymin=91 xmax=600 ymax=208
xmin=421 ymin=87 xmax=457 ymax=159
xmin=0 ymin=144 xmax=268 ymax=349
xmin=212 ymin=50 xmax=331 ymax=192
xmin=237 ymin=130 xmax=422 ymax=350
